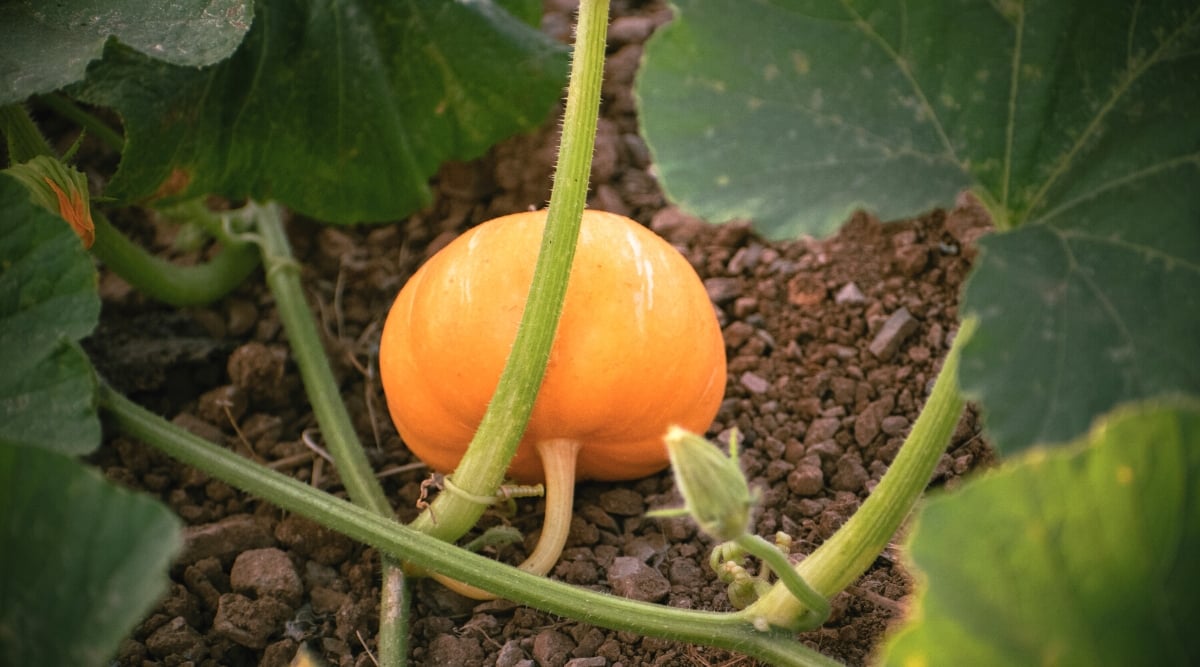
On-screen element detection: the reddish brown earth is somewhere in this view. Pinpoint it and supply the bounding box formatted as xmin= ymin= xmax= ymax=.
xmin=82 ymin=1 xmax=993 ymax=665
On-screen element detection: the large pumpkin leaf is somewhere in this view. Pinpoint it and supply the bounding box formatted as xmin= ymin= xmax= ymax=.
xmin=0 ymin=444 xmax=182 ymax=666
xmin=960 ymin=219 xmax=1199 ymax=454
xmin=0 ymin=174 xmax=101 ymax=454
xmin=637 ymin=0 xmax=1200 ymax=237
xmin=73 ymin=0 xmax=569 ymax=224
xmin=637 ymin=0 xmax=1200 ymax=454
xmin=879 ymin=400 xmax=1200 ymax=666
xmin=0 ymin=0 xmax=252 ymax=105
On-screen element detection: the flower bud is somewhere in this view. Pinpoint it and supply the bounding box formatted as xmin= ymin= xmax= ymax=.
xmin=651 ymin=425 xmax=754 ymax=541
xmin=4 ymin=155 xmax=95 ymax=247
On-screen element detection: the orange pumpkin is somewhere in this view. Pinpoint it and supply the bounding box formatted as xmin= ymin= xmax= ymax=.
xmin=379 ymin=209 xmax=726 ymax=483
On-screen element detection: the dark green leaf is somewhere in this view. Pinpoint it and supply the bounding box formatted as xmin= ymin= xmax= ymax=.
xmin=74 ymin=0 xmax=569 ymax=223
xmin=0 ymin=174 xmax=101 ymax=454
xmin=0 ymin=0 xmax=252 ymax=105
xmin=880 ymin=400 xmax=1200 ymax=666
xmin=637 ymin=0 xmax=1200 ymax=453
xmin=0 ymin=445 xmax=182 ymax=666
xmin=639 ymin=0 xmax=1199 ymax=236
xmin=495 ymin=0 xmax=545 ymax=27
xmin=961 ymin=220 xmax=1200 ymax=454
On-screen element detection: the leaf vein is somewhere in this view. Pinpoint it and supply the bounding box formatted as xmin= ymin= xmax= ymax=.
xmin=837 ymin=0 xmax=965 ymax=172
xmin=1024 ymin=4 xmax=1200 ymax=220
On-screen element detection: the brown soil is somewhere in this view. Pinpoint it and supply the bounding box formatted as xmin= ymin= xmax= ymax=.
xmin=84 ymin=1 xmax=992 ymax=665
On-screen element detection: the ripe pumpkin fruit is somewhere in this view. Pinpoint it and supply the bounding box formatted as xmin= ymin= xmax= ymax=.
xmin=378 ymin=208 xmax=726 ymax=595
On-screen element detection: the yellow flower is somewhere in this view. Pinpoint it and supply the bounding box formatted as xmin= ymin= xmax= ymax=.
xmin=4 ymin=155 xmax=95 ymax=248
xmin=43 ymin=175 xmax=95 ymax=248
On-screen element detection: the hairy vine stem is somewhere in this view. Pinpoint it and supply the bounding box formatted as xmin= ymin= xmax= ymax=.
xmin=251 ymin=201 xmax=407 ymax=667
xmin=98 ymin=381 xmax=842 ymax=667
xmin=408 ymin=0 xmax=610 ymax=543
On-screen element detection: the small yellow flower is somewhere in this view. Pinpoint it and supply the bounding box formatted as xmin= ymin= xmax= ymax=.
xmin=4 ymin=155 xmax=95 ymax=248
xmin=43 ymin=175 xmax=95 ymax=248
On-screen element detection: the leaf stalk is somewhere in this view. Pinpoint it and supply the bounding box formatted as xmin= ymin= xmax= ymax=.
xmin=250 ymin=201 xmax=406 ymax=666
xmin=98 ymin=381 xmax=843 ymax=667
xmin=407 ymin=0 xmax=610 ymax=542
xmin=745 ymin=317 xmax=977 ymax=629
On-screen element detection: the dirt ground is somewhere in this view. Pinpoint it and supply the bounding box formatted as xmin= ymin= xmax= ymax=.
xmin=82 ymin=1 xmax=993 ymax=665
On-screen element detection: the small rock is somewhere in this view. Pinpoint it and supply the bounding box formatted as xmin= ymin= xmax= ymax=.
xmin=723 ymin=320 xmax=755 ymax=348
xmin=275 ymin=514 xmax=354 ymax=565
xmin=624 ymin=533 xmax=668 ymax=562
xmin=495 ymin=639 xmax=528 ymax=667
xmin=591 ymin=183 xmax=630 ymax=217
xmin=787 ymin=464 xmax=825 ymax=496
xmin=894 ymin=244 xmax=930 ymax=276
xmin=598 ymin=488 xmax=644 ymax=516
xmin=225 ymin=298 xmax=258 ymax=337
xmin=579 ymin=504 xmax=619 ymax=532
xmin=227 ymin=342 xmax=286 ymax=393
xmin=868 ymin=308 xmax=919 ymax=360
xmin=335 ymin=598 xmax=376 ymax=642
xmin=657 ymin=515 xmax=696 ymax=542
xmin=855 ymin=395 xmax=895 ymax=447
xmin=568 ymin=515 xmax=600 ymax=546
xmin=794 ymin=397 xmax=823 ymax=420
xmin=704 ymin=277 xmax=741 ymax=305
xmin=608 ymin=14 xmax=657 ymax=43
xmin=650 ymin=206 xmax=706 ymax=242
xmin=532 ymin=629 xmax=576 ymax=667
xmin=787 ymin=274 xmax=827 ymax=306
xmin=881 ymin=415 xmax=910 ymax=436
xmin=196 ymin=384 xmax=248 ymax=424
xmin=728 ymin=244 xmax=764 ymax=273
xmin=212 ymin=593 xmax=291 ymax=649
xmin=607 ymin=556 xmax=670 ymax=602
xmin=829 ymin=376 xmax=856 ymax=405
xmin=783 ymin=439 xmax=808 ymax=464
xmin=926 ymin=322 xmax=946 ymax=349
xmin=427 ymin=635 xmax=484 ymax=665
xmin=740 ymin=371 xmax=770 ymax=394
xmin=765 ymin=458 xmax=794 ymax=482
xmin=808 ymin=440 xmax=844 ymax=461
xmin=834 ymin=282 xmax=866 ymax=304
xmin=230 ymin=548 xmax=303 ymax=607
xmin=183 ymin=558 xmax=224 ymax=610
xmin=179 ymin=515 xmax=275 ymax=565
xmin=667 ymin=557 xmax=704 ymax=586
xmin=145 ymin=617 xmax=207 ymax=661
xmin=793 ymin=498 xmax=825 ymax=517
xmin=732 ymin=296 xmax=759 ymax=318
xmin=310 ymin=586 xmax=350 ymax=615
xmin=908 ymin=345 xmax=932 ymax=363
xmin=556 ymin=558 xmax=600 ymax=585
xmin=804 ymin=417 xmax=841 ymax=445
xmin=171 ymin=412 xmax=226 ymax=445
xmin=566 ymin=658 xmax=608 ymax=667
xmin=831 ymin=454 xmax=869 ymax=492
xmin=260 ymin=639 xmax=300 ymax=667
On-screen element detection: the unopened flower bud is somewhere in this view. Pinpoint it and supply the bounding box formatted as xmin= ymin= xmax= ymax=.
xmin=649 ymin=425 xmax=754 ymax=541
xmin=4 ymin=155 xmax=95 ymax=247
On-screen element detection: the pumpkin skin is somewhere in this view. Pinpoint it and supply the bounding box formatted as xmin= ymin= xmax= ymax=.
xmin=378 ymin=209 xmax=726 ymax=483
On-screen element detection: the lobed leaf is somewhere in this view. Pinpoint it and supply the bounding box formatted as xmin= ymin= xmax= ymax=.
xmin=879 ymin=399 xmax=1200 ymax=666
xmin=0 ymin=174 xmax=101 ymax=454
xmin=637 ymin=0 xmax=1200 ymax=453
xmin=0 ymin=0 xmax=252 ymax=105
xmin=73 ymin=0 xmax=569 ymax=224
xmin=0 ymin=445 xmax=182 ymax=666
